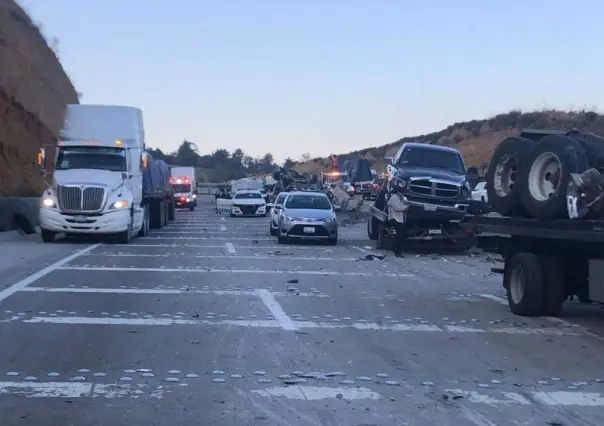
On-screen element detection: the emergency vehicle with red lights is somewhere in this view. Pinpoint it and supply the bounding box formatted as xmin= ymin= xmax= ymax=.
xmin=170 ymin=167 xmax=197 ymax=210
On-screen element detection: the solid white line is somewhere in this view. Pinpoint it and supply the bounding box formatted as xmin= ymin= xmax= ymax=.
xmin=0 ymin=243 xmax=101 ymax=303
xmin=140 ymin=237 xmax=273 ymax=240
xmin=220 ymin=217 xmax=225 ymax=221
xmin=81 ymin=253 xmax=357 ymax=261
xmin=251 ymin=385 xmax=381 ymax=401
xmin=19 ymin=287 xmax=327 ymax=297
xmin=24 ymin=316 xmax=282 ymax=327
xmin=255 ymin=289 xmax=297 ymax=330
xmin=447 ymin=389 xmax=604 ymax=407
xmin=0 ymin=381 xmax=162 ymax=398
xmin=113 ymin=244 xmax=334 ymax=250
xmin=20 ymin=316 xmax=577 ymax=335
xmin=57 ymin=266 xmax=415 ymax=277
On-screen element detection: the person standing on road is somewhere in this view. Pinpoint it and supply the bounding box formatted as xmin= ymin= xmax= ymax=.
xmin=387 ymin=178 xmax=408 ymax=258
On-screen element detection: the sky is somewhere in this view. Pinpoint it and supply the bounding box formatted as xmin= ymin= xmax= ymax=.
xmin=19 ymin=0 xmax=604 ymax=163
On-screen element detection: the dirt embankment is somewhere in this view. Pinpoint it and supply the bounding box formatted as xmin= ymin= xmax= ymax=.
xmin=0 ymin=0 xmax=78 ymax=196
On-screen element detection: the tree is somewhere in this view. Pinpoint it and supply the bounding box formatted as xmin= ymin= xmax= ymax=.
xmin=283 ymin=157 xmax=296 ymax=169
xmin=300 ymin=152 xmax=311 ymax=162
xmin=261 ymin=153 xmax=274 ymax=165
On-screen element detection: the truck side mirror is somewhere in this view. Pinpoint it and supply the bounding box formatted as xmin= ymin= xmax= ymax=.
xmin=384 ymin=156 xmax=394 ymax=165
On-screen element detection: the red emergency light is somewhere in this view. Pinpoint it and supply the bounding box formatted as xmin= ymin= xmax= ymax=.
xmin=169 ymin=176 xmax=191 ymax=184
xmin=180 ymin=196 xmax=186 ymax=202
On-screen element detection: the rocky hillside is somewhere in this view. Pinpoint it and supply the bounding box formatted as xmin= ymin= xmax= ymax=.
xmin=295 ymin=110 xmax=604 ymax=176
xmin=0 ymin=0 xmax=78 ymax=196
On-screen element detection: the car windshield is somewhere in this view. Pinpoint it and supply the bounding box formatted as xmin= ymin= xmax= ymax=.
xmin=398 ymin=147 xmax=465 ymax=174
xmin=55 ymin=146 xmax=127 ymax=172
xmin=235 ymin=192 xmax=263 ymax=199
xmin=276 ymin=194 xmax=287 ymax=204
xmin=285 ymin=195 xmax=331 ymax=210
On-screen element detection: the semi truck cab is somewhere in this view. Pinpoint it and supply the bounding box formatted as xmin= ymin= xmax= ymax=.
xmin=37 ymin=105 xmax=147 ymax=243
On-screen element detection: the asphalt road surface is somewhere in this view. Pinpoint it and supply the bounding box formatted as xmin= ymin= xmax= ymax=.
xmin=1 ymin=197 xmax=604 ymax=426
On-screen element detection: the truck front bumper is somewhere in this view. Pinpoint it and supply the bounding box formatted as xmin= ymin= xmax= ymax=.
xmin=40 ymin=208 xmax=131 ymax=234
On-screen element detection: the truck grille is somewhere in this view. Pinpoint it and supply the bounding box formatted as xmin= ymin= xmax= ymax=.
xmin=57 ymin=185 xmax=106 ymax=211
xmin=408 ymin=180 xmax=460 ymax=198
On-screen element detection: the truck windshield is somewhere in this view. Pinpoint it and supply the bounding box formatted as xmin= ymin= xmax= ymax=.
xmin=398 ymin=148 xmax=465 ymax=174
xmin=55 ymin=146 xmax=127 ymax=172
xmin=172 ymin=184 xmax=191 ymax=193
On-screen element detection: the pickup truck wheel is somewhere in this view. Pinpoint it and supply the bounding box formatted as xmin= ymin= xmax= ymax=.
xmin=189 ymin=205 xmax=195 ymax=211
xmin=41 ymin=229 xmax=56 ymax=243
xmin=505 ymin=252 xmax=544 ymax=316
xmin=486 ymin=136 xmax=535 ymax=216
xmin=539 ymin=256 xmax=565 ymax=316
xmin=520 ymin=135 xmax=588 ymax=219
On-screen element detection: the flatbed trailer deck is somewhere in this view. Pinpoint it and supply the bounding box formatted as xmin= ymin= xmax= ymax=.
xmin=460 ymin=214 xmax=604 ymax=317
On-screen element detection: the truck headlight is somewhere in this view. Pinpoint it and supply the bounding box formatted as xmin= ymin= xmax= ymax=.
xmin=109 ymin=200 xmax=128 ymax=210
xmin=461 ymin=185 xmax=471 ymax=199
xmin=41 ymin=197 xmax=55 ymax=208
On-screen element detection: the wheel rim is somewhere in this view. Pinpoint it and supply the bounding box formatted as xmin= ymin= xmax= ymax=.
xmin=493 ymin=154 xmax=517 ymax=197
xmin=509 ymin=265 xmax=525 ymax=304
xmin=528 ymin=152 xmax=562 ymax=201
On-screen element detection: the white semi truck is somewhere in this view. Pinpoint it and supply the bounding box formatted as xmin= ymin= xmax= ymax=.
xmin=37 ymin=104 xmax=175 ymax=244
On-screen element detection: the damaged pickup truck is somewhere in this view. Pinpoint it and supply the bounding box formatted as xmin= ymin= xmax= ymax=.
xmin=367 ymin=142 xmax=475 ymax=250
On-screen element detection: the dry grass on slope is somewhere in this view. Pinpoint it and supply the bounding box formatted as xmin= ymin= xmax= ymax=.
xmin=295 ymin=110 xmax=604 ymax=176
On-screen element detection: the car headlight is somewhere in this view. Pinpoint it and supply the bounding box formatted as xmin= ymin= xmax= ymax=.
xmin=282 ymin=215 xmax=293 ymax=222
xmin=323 ymin=217 xmax=335 ymax=223
xmin=109 ymin=200 xmax=128 ymax=210
xmin=460 ymin=185 xmax=471 ymax=199
xmin=41 ymin=197 xmax=55 ymax=208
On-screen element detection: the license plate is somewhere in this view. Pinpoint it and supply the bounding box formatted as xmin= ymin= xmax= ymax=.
xmin=429 ymin=229 xmax=442 ymax=235
xmin=424 ymin=204 xmax=437 ymax=211
xmin=303 ymin=227 xmax=315 ymax=234
xmin=73 ymin=215 xmax=87 ymax=223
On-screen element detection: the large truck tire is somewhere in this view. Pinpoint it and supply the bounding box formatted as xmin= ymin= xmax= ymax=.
xmin=168 ymin=200 xmax=175 ymax=221
xmin=162 ymin=202 xmax=169 ymax=226
xmin=41 ymin=229 xmax=56 ymax=243
xmin=367 ymin=217 xmax=378 ymax=240
xmin=149 ymin=199 xmax=162 ymax=229
xmin=138 ymin=206 xmax=150 ymax=237
xmin=486 ymin=136 xmax=536 ymax=216
xmin=504 ymin=252 xmax=544 ymax=316
xmin=539 ymin=256 xmax=565 ymax=317
xmin=519 ymin=135 xmax=588 ymax=219
xmin=376 ymin=222 xmax=387 ymax=249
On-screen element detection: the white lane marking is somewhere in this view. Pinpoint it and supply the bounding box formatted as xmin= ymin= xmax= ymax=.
xmin=21 ymin=316 xmax=576 ymax=335
xmin=251 ymin=385 xmax=381 ymax=401
xmin=57 ymin=266 xmax=415 ymax=278
xmin=20 ymin=287 xmax=328 ymax=298
xmin=111 ymin=244 xmax=337 ymax=250
xmin=0 ymin=243 xmax=100 ymax=303
xmin=80 ymin=253 xmax=358 ymax=261
xmin=447 ymin=389 xmax=604 ymax=407
xmin=220 ymin=217 xmax=225 ymax=221
xmin=141 ymin=237 xmax=273 ymax=240
xmin=219 ymin=225 xmax=227 ymax=231
xmin=225 ymin=243 xmax=236 ymax=254
xmin=255 ymin=289 xmax=297 ymax=330
xmin=477 ymin=293 xmax=604 ymax=342
xmin=0 ymin=381 xmax=164 ymax=398
xmin=25 ymin=317 xmax=282 ymax=327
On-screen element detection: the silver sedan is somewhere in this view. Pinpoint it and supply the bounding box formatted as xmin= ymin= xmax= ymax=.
xmin=277 ymin=192 xmax=338 ymax=245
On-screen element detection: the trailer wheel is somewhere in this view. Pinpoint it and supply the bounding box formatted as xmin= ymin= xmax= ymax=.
xmin=539 ymin=256 xmax=565 ymax=316
xmin=504 ymin=252 xmax=544 ymax=316
xmin=376 ymin=222 xmax=387 ymax=249
xmin=168 ymin=201 xmax=175 ymax=221
xmin=486 ymin=136 xmax=535 ymax=216
xmin=367 ymin=217 xmax=378 ymax=240
xmin=520 ymin=135 xmax=588 ymax=219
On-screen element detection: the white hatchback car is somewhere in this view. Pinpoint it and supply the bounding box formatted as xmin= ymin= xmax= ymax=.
xmin=231 ymin=190 xmax=267 ymax=217
xmin=268 ymin=192 xmax=289 ymax=236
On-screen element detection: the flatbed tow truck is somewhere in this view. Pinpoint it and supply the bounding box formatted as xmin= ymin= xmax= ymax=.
xmin=460 ymin=214 xmax=604 ymax=316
